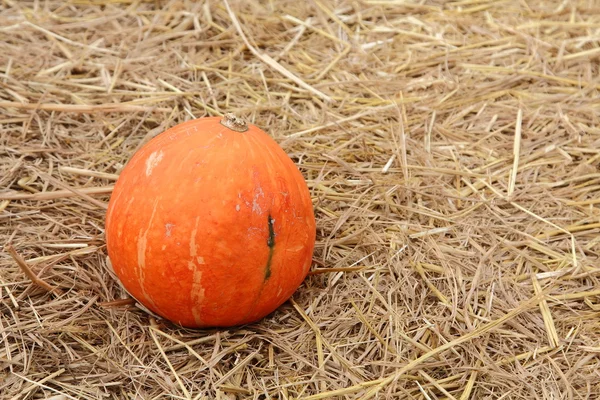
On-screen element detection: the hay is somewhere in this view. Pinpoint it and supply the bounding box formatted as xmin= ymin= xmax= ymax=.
xmin=1 ymin=0 xmax=600 ymax=398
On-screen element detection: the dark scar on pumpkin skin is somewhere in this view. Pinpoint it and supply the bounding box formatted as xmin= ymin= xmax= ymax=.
xmin=265 ymin=214 xmax=275 ymax=280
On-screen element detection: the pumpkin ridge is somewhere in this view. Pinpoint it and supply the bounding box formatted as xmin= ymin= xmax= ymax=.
xmin=259 ymin=136 xmax=285 ymax=283
xmin=265 ymin=214 xmax=275 ymax=280
xmin=135 ymin=199 xmax=162 ymax=314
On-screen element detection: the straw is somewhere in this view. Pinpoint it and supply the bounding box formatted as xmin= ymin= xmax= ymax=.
xmin=2 ymin=0 xmax=600 ymax=398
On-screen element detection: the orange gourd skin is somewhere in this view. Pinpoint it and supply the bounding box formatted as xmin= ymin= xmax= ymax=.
xmin=105 ymin=117 xmax=316 ymax=328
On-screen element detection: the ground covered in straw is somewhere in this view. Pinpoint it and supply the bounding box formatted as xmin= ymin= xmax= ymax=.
xmin=1 ymin=0 xmax=600 ymax=399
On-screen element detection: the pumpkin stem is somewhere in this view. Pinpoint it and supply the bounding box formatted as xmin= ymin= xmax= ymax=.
xmin=220 ymin=113 xmax=248 ymax=132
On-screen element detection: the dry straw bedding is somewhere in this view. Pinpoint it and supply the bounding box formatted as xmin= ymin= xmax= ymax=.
xmin=1 ymin=0 xmax=600 ymax=399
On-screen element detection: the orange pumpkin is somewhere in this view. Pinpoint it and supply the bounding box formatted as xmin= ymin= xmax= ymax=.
xmin=105 ymin=114 xmax=316 ymax=328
